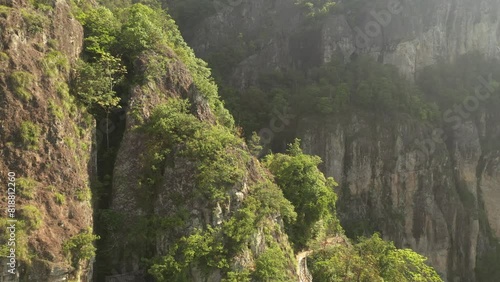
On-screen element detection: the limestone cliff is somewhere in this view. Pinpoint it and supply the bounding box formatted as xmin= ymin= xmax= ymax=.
xmin=188 ymin=0 xmax=500 ymax=82
xmin=321 ymin=0 xmax=500 ymax=79
xmin=297 ymin=111 xmax=500 ymax=281
xmin=182 ymin=0 xmax=500 ymax=281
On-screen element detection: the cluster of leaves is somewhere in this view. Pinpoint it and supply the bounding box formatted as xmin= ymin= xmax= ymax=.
xmin=75 ymin=3 xmax=233 ymax=127
xmin=19 ymin=121 xmax=41 ymax=150
xmin=253 ymin=244 xmax=290 ymax=281
xmin=73 ymin=7 xmax=125 ymax=117
xmin=73 ymin=53 xmax=125 ymax=115
xmin=63 ymin=230 xmax=100 ymax=270
xmin=149 ymin=227 xmax=228 ymax=281
xmin=223 ymin=180 xmax=296 ymax=252
xmin=144 ymin=98 xmax=246 ymax=201
xmin=29 ymin=0 xmax=54 ymax=11
xmin=309 ymin=233 xmax=443 ymax=282
xmin=264 ymin=139 xmax=340 ymax=249
xmin=0 ymin=5 xmax=11 ymax=18
xmin=16 ymin=177 xmax=39 ymax=199
xmin=41 ymin=50 xmax=70 ymax=78
xmin=21 ymin=8 xmax=47 ymax=34
xmin=295 ymin=0 xmax=337 ymax=18
xmin=54 ymin=192 xmax=66 ymax=205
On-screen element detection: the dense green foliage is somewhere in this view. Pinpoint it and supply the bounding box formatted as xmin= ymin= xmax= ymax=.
xmin=147 ymin=179 xmax=297 ymax=281
xmin=142 ymin=99 xmax=298 ymax=280
xmin=253 ymin=245 xmax=290 ymax=281
xmin=149 ymin=227 xmax=228 ymax=281
xmin=309 ymin=233 xmax=442 ymax=282
xmin=16 ymin=177 xmax=38 ymax=199
xmin=73 ymin=54 xmax=125 ymax=115
xmin=221 ymin=56 xmax=437 ymax=137
xmin=75 ymin=2 xmax=233 ymax=127
xmin=264 ymin=139 xmax=340 ymax=249
xmin=73 ymin=6 xmax=125 ymax=117
xmin=144 ymin=98 xmax=246 ymax=201
xmin=41 ymin=50 xmax=69 ymax=78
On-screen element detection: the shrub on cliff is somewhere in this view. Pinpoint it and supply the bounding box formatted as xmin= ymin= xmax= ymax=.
xmin=63 ymin=230 xmax=100 ymax=270
xmin=19 ymin=121 xmax=41 ymax=150
xmin=309 ymin=233 xmax=443 ymax=282
xmin=264 ymin=139 xmax=340 ymax=249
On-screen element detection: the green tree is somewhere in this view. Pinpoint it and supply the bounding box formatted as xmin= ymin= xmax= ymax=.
xmin=248 ymin=132 xmax=263 ymax=157
xmin=358 ymin=234 xmax=442 ymax=282
xmin=253 ymin=245 xmax=289 ymax=281
xmin=264 ymin=139 xmax=339 ymax=248
xmin=118 ymin=4 xmax=167 ymax=56
xmin=79 ymin=6 xmax=120 ymax=56
xmin=63 ymin=230 xmax=99 ymax=275
xmin=309 ymin=244 xmax=381 ymax=282
xmin=73 ymin=53 xmax=126 ymax=147
xmin=309 ymin=234 xmax=442 ymax=282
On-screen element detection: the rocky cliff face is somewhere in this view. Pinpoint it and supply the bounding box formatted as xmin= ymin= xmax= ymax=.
xmin=0 ymin=1 xmax=299 ymax=280
xmin=189 ymin=0 xmax=500 ymax=82
xmin=185 ymin=0 xmax=500 ymax=281
xmin=297 ymin=111 xmax=500 ymax=281
xmin=0 ymin=0 xmax=94 ymax=281
xmin=106 ymin=49 xmax=297 ymax=281
xmin=321 ymin=0 xmax=500 ymax=79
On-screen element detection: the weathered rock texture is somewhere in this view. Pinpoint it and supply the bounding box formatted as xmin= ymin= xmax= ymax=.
xmin=0 ymin=0 xmax=94 ymax=281
xmin=108 ymin=50 xmax=297 ymax=280
xmin=321 ymin=0 xmax=500 ymax=80
xmin=189 ymin=0 xmax=500 ymax=82
xmin=297 ymin=111 xmax=500 ymax=281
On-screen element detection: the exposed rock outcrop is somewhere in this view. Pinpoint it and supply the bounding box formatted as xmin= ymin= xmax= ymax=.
xmin=0 ymin=0 xmax=93 ymax=281
xmin=297 ymin=111 xmax=500 ymax=281
xmin=108 ymin=49 xmax=297 ymax=280
xmin=189 ymin=0 xmax=500 ymax=83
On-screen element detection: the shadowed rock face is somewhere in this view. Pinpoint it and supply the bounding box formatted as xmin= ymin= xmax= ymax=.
xmin=296 ymin=112 xmax=500 ymax=281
